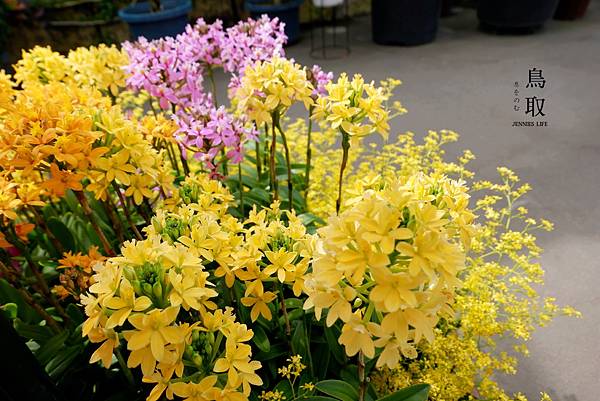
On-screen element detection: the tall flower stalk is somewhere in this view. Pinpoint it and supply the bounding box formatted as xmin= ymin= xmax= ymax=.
xmin=236 ymin=57 xmax=314 ymax=206
xmin=313 ymin=73 xmax=390 ymax=213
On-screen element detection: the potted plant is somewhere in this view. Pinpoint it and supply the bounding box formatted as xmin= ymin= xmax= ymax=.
xmin=477 ymin=0 xmax=560 ymax=32
xmin=371 ymin=0 xmax=442 ymax=46
xmin=118 ymin=0 xmax=192 ymax=40
xmin=245 ymin=0 xmax=304 ymax=43
xmin=554 ymin=0 xmax=592 ymax=20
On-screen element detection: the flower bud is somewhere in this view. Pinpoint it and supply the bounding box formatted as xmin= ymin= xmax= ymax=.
xmin=152 ymin=281 xmax=163 ymax=299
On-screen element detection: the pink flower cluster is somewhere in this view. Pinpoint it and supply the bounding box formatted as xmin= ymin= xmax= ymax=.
xmin=174 ymin=105 xmax=258 ymax=167
xmin=122 ymin=15 xmax=286 ymax=169
xmin=308 ymin=65 xmax=334 ymax=98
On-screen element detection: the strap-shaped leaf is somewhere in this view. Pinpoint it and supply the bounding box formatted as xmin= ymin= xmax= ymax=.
xmin=377 ymin=384 xmax=430 ymax=401
xmin=316 ymin=380 xmax=359 ymax=401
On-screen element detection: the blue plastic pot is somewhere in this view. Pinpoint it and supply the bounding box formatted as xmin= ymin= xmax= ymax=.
xmin=119 ymin=0 xmax=192 ymax=40
xmin=245 ymin=0 xmax=304 ymax=44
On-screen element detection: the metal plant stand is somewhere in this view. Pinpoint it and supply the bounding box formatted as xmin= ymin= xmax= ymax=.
xmin=310 ymin=0 xmax=351 ymax=59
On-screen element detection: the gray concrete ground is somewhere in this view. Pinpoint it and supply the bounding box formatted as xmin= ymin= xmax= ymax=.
xmin=283 ymin=4 xmax=600 ymax=401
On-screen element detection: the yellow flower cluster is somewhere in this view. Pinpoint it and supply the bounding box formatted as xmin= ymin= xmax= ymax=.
xmin=236 ymin=56 xmax=314 ymax=125
xmin=0 ymin=81 xmax=108 ymax=199
xmin=261 ymin=355 xmax=311 ymax=401
xmin=0 ymin=77 xmax=171 ymax=209
xmin=236 ymin=202 xmax=315 ymax=321
xmin=83 ymin=175 xmax=262 ymax=401
xmin=67 ymin=44 xmax=129 ymax=95
xmin=303 ymin=173 xmax=475 ymax=368
xmin=284 ymin=120 xmax=578 ymax=400
xmin=87 ymin=106 xmax=173 ymax=204
xmin=13 ymin=46 xmax=73 ymax=87
xmin=13 ymin=45 xmax=128 ymax=95
xmin=313 ymin=73 xmax=390 ymax=139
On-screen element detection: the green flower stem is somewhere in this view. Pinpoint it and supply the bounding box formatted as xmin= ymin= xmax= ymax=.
xmin=74 ymin=190 xmax=116 ymax=256
xmin=269 ymin=116 xmax=279 ymax=201
xmin=263 ymin=124 xmax=270 ymax=185
xmin=101 ymin=199 xmax=126 ymax=244
xmin=305 ymin=106 xmax=314 ymax=203
xmin=209 ymin=331 xmax=224 ymax=365
xmin=221 ymin=148 xmax=229 ymax=177
xmin=164 ymin=140 xmax=180 ymax=176
xmin=238 ymin=163 xmax=245 ymax=216
xmin=178 ymin=145 xmax=190 ymax=176
xmin=278 ymin=283 xmax=292 ymax=336
xmin=115 ymin=347 xmax=135 ymax=387
xmin=357 ymin=351 xmax=367 ymax=401
xmin=336 ymin=131 xmax=351 ymax=215
xmin=255 ymin=124 xmax=262 ymax=180
xmin=276 ymin=122 xmax=293 ymax=210
xmin=112 ymin=183 xmax=143 ymax=241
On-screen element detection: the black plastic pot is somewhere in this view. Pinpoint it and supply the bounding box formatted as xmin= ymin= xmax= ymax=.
xmin=119 ymin=0 xmax=192 ymax=40
xmin=372 ymin=0 xmax=442 ymax=46
xmin=478 ymin=0 xmax=560 ymax=32
xmin=441 ymin=0 xmax=454 ymax=17
xmin=554 ymin=0 xmax=591 ymax=20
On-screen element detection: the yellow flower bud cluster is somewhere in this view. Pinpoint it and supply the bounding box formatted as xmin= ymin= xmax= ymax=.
xmin=236 ymin=56 xmax=314 ymax=125
xmin=312 ymin=73 xmax=390 ymax=139
xmin=303 ymin=173 xmax=476 ymax=369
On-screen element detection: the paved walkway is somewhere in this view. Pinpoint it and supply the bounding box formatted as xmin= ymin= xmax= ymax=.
xmin=285 ymin=4 xmax=600 ymax=400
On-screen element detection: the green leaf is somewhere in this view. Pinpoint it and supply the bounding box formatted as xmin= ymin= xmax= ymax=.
xmin=377 ymin=384 xmax=430 ymax=401
xmin=284 ymin=298 xmax=303 ymax=309
xmin=65 ymin=303 xmax=85 ymax=328
xmin=1 ymin=303 xmax=18 ymax=319
xmin=291 ymin=320 xmax=308 ymax=361
xmin=273 ymin=380 xmax=293 ymax=400
xmin=0 ymin=279 xmax=41 ymax=324
xmin=301 ymin=397 xmax=339 ymax=401
xmin=13 ymin=319 xmax=54 ymax=343
xmin=324 ymin=325 xmax=346 ymax=365
xmin=64 ymin=190 xmax=81 ymax=214
xmin=35 ymin=330 xmax=69 ymax=365
xmin=46 ymin=217 xmax=76 ymax=252
xmin=298 ymin=213 xmax=325 ymax=227
xmin=340 ymin=365 xmax=359 ymax=388
xmin=312 ymin=342 xmax=330 ymax=380
xmin=315 ymin=380 xmax=359 ymax=401
xmin=255 ymin=343 xmax=288 ymax=361
xmin=46 ymin=344 xmax=82 ymax=378
xmin=252 ymin=325 xmax=271 ymax=353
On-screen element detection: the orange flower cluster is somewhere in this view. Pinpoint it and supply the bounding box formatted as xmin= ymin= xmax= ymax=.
xmin=53 ymin=246 xmax=107 ymax=300
xmin=0 ymin=82 xmax=109 ymax=200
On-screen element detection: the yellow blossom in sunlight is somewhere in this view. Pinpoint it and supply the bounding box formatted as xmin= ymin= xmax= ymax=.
xmin=304 ymin=173 xmax=475 ymax=368
xmin=67 ymin=44 xmax=129 ymax=95
xmin=126 ymin=306 xmax=184 ymax=362
xmin=313 ymin=73 xmax=390 ymax=140
xmin=170 ymin=375 xmax=220 ymax=401
xmin=13 ymin=46 xmax=73 ymax=86
xmin=241 ymin=287 xmax=277 ymax=321
xmin=104 ymin=279 xmax=153 ymax=328
xmin=236 ymin=56 xmax=314 ymax=125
